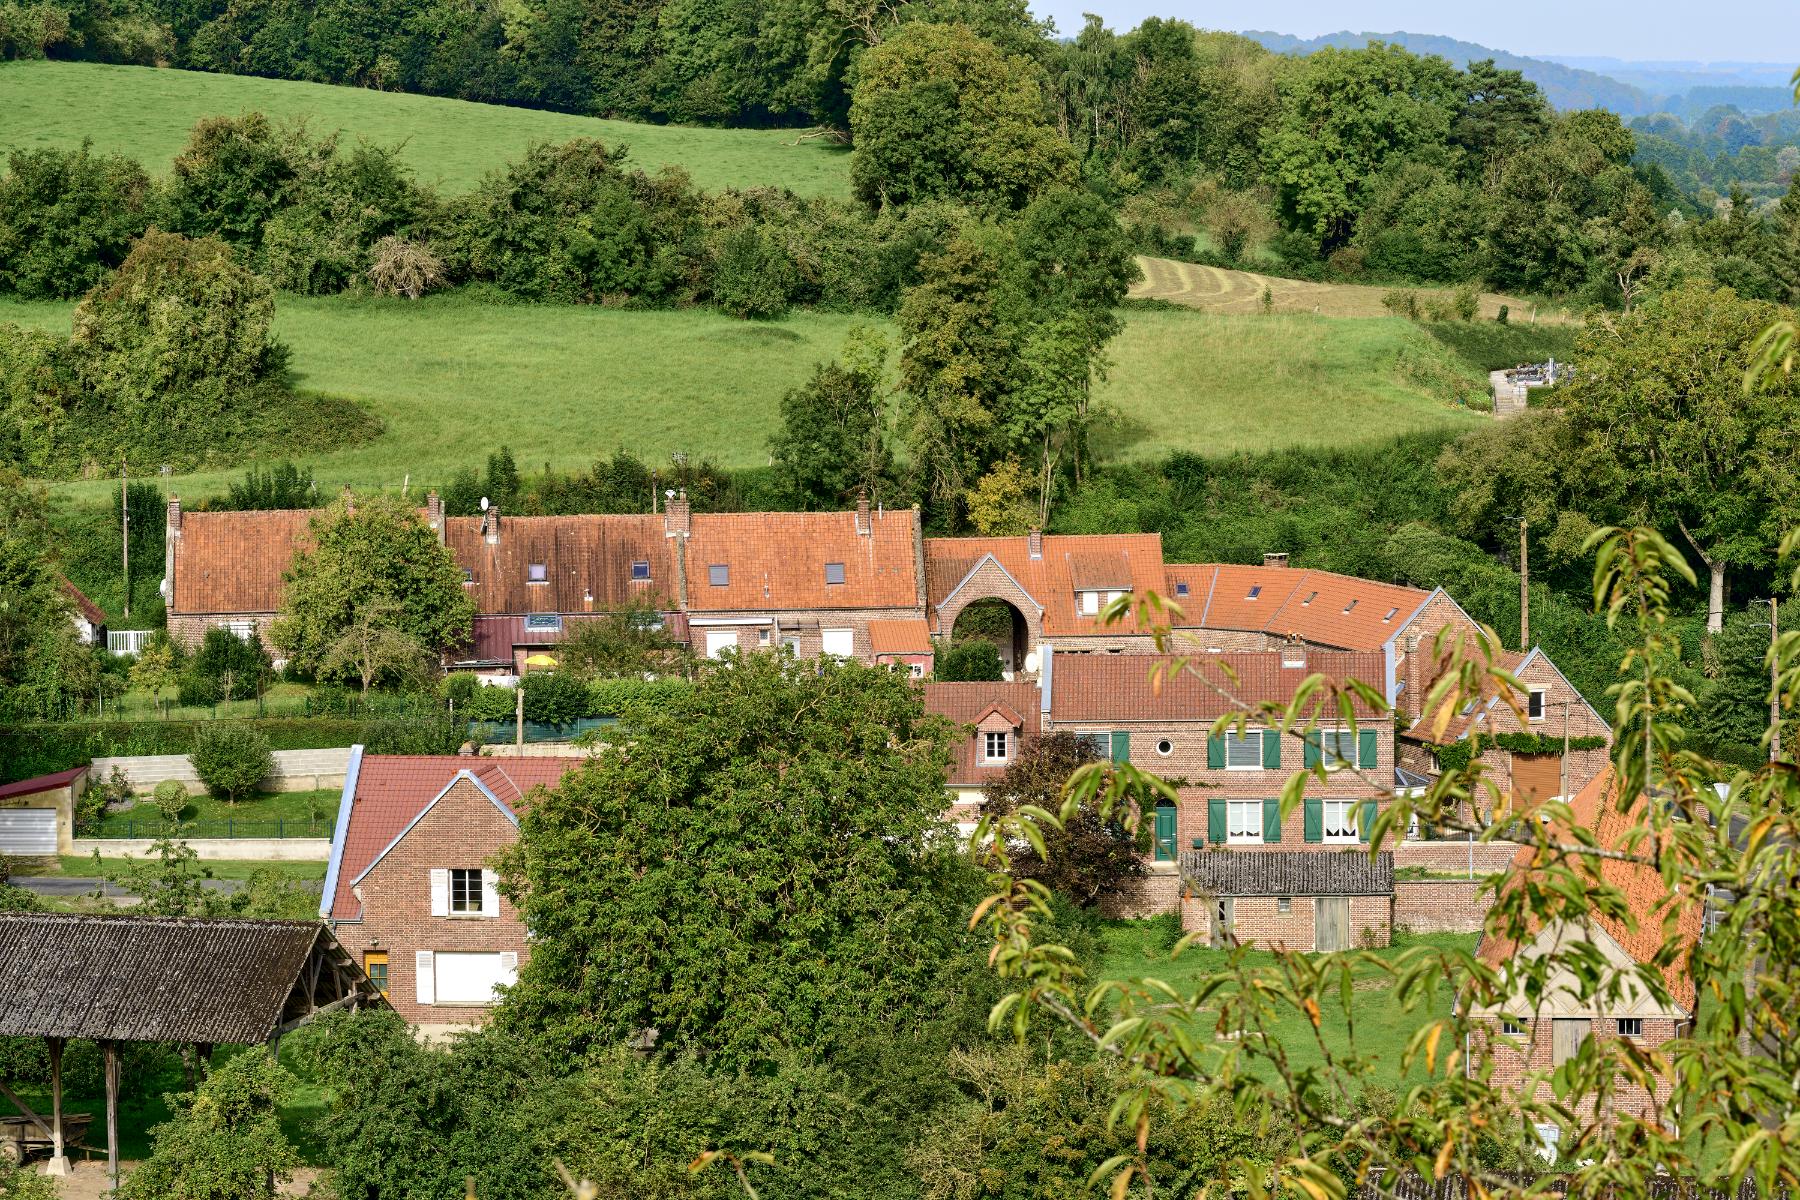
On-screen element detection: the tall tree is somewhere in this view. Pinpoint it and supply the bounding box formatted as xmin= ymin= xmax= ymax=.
xmin=270 ymin=494 xmax=475 ymax=679
xmin=496 ymin=651 xmax=972 ymax=1066
xmin=768 ymin=328 xmax=893 ymax=510
xmin=981 ymin=731 xmax=1144 ymax=907
xmin=1562 ymin=283 xmax=1800 ymax=630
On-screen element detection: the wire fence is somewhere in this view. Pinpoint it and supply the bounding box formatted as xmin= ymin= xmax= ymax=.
xmin=91 ymin=816 xmax=336 ymax=840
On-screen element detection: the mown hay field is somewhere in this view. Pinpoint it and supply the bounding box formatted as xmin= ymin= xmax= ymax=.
xmin=0 ymin=60 xmax=851 ymax=195
xmin=1 ymin=295 xmax=1486 ymax=502
xmin=1133 ymin=255 xmax=1572 ymax=323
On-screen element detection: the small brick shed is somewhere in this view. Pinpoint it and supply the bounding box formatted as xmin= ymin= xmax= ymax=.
xmin=1179 ymin=849 xmax=1394 ymax=952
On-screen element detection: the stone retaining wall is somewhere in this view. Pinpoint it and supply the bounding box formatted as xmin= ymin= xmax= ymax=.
xmin=1394 ymin=878 xmax=1489 ymax=934
xmin=72 ymin=837 xmax=331 ymax=861
xmin=89 ymin=748 xmax=352 ymax=795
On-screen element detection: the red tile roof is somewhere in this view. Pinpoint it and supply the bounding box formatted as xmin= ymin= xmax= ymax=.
xmin=328 ymin=755 xmax=578 ymax=920
xmin=170 ymin=509 xmax=315 ymax=615
xmin=0 ymin=766 xmax=87 ymax=798
xmin=686 ymin=509 xmax=919 ymax=612
xmin=924 ymin=681 xmax=1042 ymax=786
xmin=1048 ymin=650 xmax=1386 ymax=722
xmin=445 ymin=514 xmax=673 ymax=614
xmin=925 ymin=534 xmax=1168 ymax=637
xmin=869 ymin=618 xmax=931 ymax=655
xmin=1166 ymin=564 xmax=1430 ymax=651
xmin=58 ymin=578 xmax=106 ymax=627
xmin=1478 ymin=767 xmax=1704 ymax=1013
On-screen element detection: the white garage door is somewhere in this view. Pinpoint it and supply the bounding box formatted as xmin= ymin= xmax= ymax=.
xmin=0 ymin=809 xmax=57 ymax=856
xmin=433 ymin=951 xmax=517 ymax=1004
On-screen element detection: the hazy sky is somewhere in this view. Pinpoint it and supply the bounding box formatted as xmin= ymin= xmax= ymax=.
xmin=1023 ymin=1 xmax=1800 ymax=64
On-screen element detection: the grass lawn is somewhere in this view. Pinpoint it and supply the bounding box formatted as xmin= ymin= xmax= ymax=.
xmin=94 ymin=681 xmax=318 ymax=722
xmin=3 ymin=296 xmax=1488 ymax=504
xmin=1097 ymin=920 xmax=1477 ymax=1091
xmin=0 ymin=60 xmax=851 ymax=196
xmin=89 ymin=787 xmax=342 ymax=838
xmin=21 ymin=856 xmax=329 ymax=879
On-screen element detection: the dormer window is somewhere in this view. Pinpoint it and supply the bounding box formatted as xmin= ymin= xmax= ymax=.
xmin=1247 ymin=586 xmax=1261 ymax=600
xmin=824 ymin=562 xmax=846 ymax=585
xmin=1342 ymin=599 xmax=1358 ymax=614
xmin=527 ymin=563 xmax=547 ymax=583
xmin=631 ymin=560 xmax=650 ymax=581
xmin=709 ymin=564 xmax=729 ymax=587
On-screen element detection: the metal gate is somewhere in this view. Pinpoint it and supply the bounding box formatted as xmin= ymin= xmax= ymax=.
xmin=1315 ymin=896 xmax=1351 ymax=952
xmin=0 ymin=809 xmax=57 ymax=856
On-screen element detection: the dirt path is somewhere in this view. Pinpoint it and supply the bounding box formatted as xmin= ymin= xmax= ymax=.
xmin=1131 ymin=256 xmax=1571 ymax=323
xmin=47 ymin=1160 xmax=320 ymax=1199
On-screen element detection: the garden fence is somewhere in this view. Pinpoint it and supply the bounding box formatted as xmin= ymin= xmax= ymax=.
xmin=92 ymin=816 xmax=335 ymax=840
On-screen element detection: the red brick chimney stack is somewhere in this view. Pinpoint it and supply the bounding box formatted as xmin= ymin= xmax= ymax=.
xmin=1028 ymin=528 xmax=1043 ymax=560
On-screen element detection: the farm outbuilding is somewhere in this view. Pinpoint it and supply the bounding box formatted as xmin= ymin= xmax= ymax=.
xmin=0 ymin=767 xmax=86 ymax=859
xmin=1180 ymin=850 xmax=1395 ymax=952
xmin=0 ymin=914 xmax=383 ymax=1184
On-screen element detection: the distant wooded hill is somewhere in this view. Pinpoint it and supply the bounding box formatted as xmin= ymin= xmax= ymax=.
xmin=1243 ymin=31 xmax=1795 ymax=117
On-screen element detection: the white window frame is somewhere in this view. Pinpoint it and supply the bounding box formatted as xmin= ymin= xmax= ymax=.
xmin=1321 ymin=798 xmax=1360 ymax=844
xmin=821 ymin=628 xmax=854 ymax=659
xmin=1224 ymin=730 xmax=1264 ymax=771
xmin=1319 ymin=729 xmax=1358 ymax=771
xmin=1501 ymin=1016 xmax=1527 ymax=1036
xmin=1081 ymin=590 xmax=1100 ymax=615
xmin=1226 ymin=799 xmax=1263 ymax=844
xmin=982 ymin=731 xmax=1009 ymax=763
xmin=1276 ymin=896 xmax=1292 ymax=913
xmin=224 ymin=620 xmax=256 ymax=642
xmin=1528 ymin=688 xmax=1547 ymax=722
xmin=1616 ymin=1017 xmax=1642 ymax=1038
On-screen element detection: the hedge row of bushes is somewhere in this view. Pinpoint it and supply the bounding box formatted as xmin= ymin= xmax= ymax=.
xmin=0 ymin=715 xmax=463 ymax=784
xmin=446 ymin=674 xmax=689 ymax=725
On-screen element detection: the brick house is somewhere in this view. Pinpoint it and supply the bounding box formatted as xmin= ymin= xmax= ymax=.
xmin=59 ymin=578 xmax=107 ymax=647
xmin=680 ymin=497 xmax=925 ymax=662
xmin=1397 ymin=646 xmax=1612 ymax=807
xmin=1180 ymin=850 xmax=1395 ymax=950
xmin=922 ymin=681 xmax=1042 ymax=834
xmin=162 ymin=501 xmax=314 ymax=652
xmin=1469 ymin=766 xmax=1703 ymax=1122
xmin=320 ymin=748 xmax=578 ymax=1032
xmin=924 ymin=531 xmax=1169 ymax=670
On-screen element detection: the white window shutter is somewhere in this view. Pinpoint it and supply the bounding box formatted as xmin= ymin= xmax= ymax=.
xmin=414 ymin=951 xmax=435 ymax=1005
xmin=499 ymin=951 xmax=518 ymax=982
xmin=429 ymin=868 xmax=449 ymax=917
xmin=481 ymin=870 xmax=500 ymax=917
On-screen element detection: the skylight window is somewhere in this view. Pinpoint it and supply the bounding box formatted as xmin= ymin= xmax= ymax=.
xmin=824 ymin=562 xmax=846 ymax=585
xmin=1342 ymin=599 xmax=1358 ymax=614
xmin=1302 ymin=591 xmax=1318 ymax=605
xmin=527 ymin=563 xmax=547 ymax=583
xmin=631 ymin=560 xmax=650 ymax=581
xmin=1175 ymin=581 xmax=1189 ymax=597
xmin=1383 ymin=606 xmax=1399 ymax=622
xmin=709 ymin=564 xmax=729 ymax=587
xmin=1246 ymin=586 xmax=1261 ymax=600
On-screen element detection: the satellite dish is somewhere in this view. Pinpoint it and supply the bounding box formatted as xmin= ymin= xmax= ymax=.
xmin=479 ymin=497 xmax=489 ymax=512
xmin=1023 ymin=650 xmax=1040 ymax=673
xmin=665 ymin=489 xmax=676 ymax=499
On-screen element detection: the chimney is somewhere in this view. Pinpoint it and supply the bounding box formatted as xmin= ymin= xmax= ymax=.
xmin=855 ymin=490 xmax=870 ymax=536
xmin=1028 ymin=528 xmax=1043 ymax=560
xmin=1263 ymin=552 xmax=1289 ymax=569
xmin=1280 ymin=633 xmax=1306 ymax=669
xmin=166 ymin=496 xmax=182 ymax=539
xmin=664 ymin=489 xmax=690 ymax=539
xmin=426 ymin=491 xmax=443 ymax=540
xmin=483 ymin=505 xmax=500 ymax=545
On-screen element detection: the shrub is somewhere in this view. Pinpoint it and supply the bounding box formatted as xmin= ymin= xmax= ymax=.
xmin=0 ymin=1158 xmax=57 ymax=1200
xmin=710 ymin=225 xmax=798 ymax=319
xmin=1497 ymin=304 xmax=1509 ymax=325
xmin=120 ymin=1048 xmax=297 ymax=1200
xmin=179 ymin=627 xmax=273 ymax=706
xmin=357 ymin=714 xmax=464 ymax=755
xmin=367 ymin=236 xmax=445 ymax=299
xmin=151 ymin=779 xmax=190 ymax=823
xmin=1381 ymin=288 xmax=1420 ymax=319
xmin=521 ymin=671 xmax=588 ymax=724
xmin=0 ymin=144 xmax=152 ymax=299
xmin=189 ymin=723 xmax=273 ymax=803
xmin=935 ymin=640 xmax=1004 ymax=682
xmin=442 ymin=672 xmax=479 ymax=707
xmin=1452 ymin=284 xmax=1480 ymax=322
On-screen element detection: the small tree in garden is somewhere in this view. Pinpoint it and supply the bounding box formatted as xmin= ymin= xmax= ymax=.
xmin=152 ymin=779 xmax=190 ymax=823
xmin=934 ymin=640 xmax=1004 ymax=682
xmin=317 ymin=600 xmax=430 ymax=697
xmin=189 ymin=723 xmax=272 ymax=804
xmin=121 ymin=1048 xmax=296 ymax=1200
xmin=981 ymin=732 xmax=1145 ymax=907
xmin=128 ymin=633 xmax=181 ymax=716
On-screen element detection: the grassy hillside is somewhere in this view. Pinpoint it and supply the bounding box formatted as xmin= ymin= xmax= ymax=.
xmin=0 ymin=297 xmax=1486 ymax=500
xmin=0 ymin=60 xmax=851 ymax=195
xmin=1132 ymin=256 xmax=1574 ymax=323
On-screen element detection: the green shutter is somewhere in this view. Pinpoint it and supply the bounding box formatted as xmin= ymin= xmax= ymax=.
xmin=1303 ymin=732 xmax=1321 ymax=769
xmin=1261 ymin=729 xmax=1281 ymax=769
xmin=1263 ymin=798 xmax=1281 ymax=843
xmin=1358 ymin=799 xmax=1378 ymax=842
xmin=1359 ymin=729 xmax=1379 ymax=769
xmin=1208 ymin=798 xmax=1226 ymax=844
xmin=1207 ymin=734 xmax=1225 ymax=769
xmin=1303 ymin=797 xmax=1323 ymax=843
xmin=1111 ymin=731 xmax=1130 ymax=764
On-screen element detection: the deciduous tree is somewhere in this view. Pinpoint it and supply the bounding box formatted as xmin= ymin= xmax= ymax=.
xmin=980 ymin=732 xmax=1143 ymax=906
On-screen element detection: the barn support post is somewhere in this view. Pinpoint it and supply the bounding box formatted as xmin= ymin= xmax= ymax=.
xmin=103 ymin=1040 xmax=121 ymax=1193
xmin=44 ymin=1038 xmax=67 ymax=1176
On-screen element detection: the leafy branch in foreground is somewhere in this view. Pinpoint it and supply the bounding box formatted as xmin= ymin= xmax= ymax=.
xmin=973 ymin=525 xmax=1800 ymax=1199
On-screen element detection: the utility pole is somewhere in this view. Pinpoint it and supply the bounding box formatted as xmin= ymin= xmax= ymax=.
xmin=120 ymin=457 xmax=129 ymax=620
xmin=1518 ymin=516 xmax=1529 ymax=650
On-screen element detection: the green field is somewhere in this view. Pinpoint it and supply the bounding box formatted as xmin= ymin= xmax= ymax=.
xmin=0 ymin=60 xmax=851 ymax=196
xmin=1098 ymin=921 xmax=1476 ymax=1091
xmin=0 ymin=296 xmax=1487 ymax=501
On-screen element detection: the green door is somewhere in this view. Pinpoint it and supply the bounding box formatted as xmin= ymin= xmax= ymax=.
xmin=1153 ymin=802 xmax=1178 ymax=861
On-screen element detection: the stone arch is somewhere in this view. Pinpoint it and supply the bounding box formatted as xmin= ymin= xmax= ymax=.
xmin=934 ymin=556 xmax=1044 ymax=675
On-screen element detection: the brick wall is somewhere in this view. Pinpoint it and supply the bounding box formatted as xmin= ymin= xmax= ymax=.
xmin=931 ymin=559 xmax=1043 ymax=650
xmin=1392 ymin=840 xmax=1521 ymax=874
xmin=338 ymin=777 xmax=528 ymax=1027
xmin=689 ymin=605 xmax=927 ymax=665
xmin=1394 ymin=594 xmax=1482 ymax=722
xmin=1177 ymin=892 xmax=1391 ymax=950
xmin=1170 ymin=629 xmax=1275 ymax=653
xmin=1394 ymin=878 xmax=1489 ymax=933
xmin=1476 ymin=1014 xmax=1681 ymax=1119
xmin=166 ymin=612 xmax=281 ymax=651
xmin=1101 ymin=867 xmax=1182 ymax=917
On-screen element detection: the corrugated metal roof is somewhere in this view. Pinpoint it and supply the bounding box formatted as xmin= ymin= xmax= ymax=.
xmin=0 ymin=914 xmax=366 ymax=1043
xmin=1180 ymin=849 xmax=1393 ymax=896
